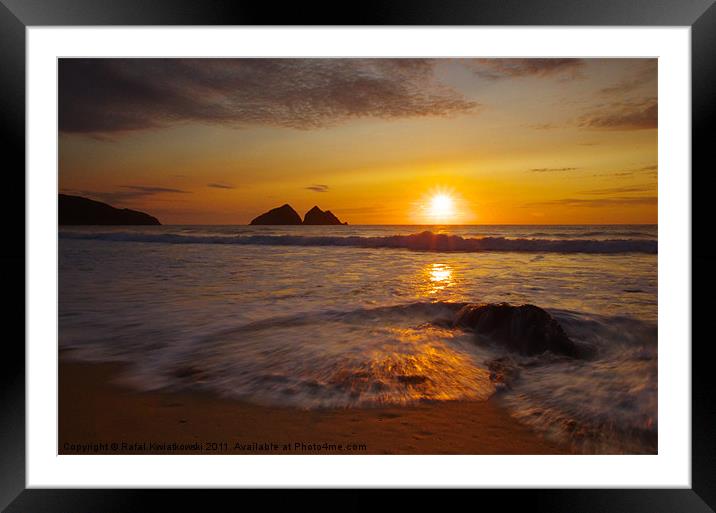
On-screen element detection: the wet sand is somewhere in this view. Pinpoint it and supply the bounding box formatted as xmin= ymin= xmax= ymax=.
xmin=59 ymin=356 xmax=567 ymax=455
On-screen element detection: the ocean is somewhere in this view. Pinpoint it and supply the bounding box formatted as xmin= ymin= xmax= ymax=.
xmin=59 ymin=224 xmax=657 ymax=453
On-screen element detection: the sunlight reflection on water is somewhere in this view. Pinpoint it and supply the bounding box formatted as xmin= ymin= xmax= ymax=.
xmin=423 ymin=263 xmax=454 ymax=295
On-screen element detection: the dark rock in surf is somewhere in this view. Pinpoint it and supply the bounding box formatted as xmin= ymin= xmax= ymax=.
xmin=249 ymin=204 xmax=302 ymax=225
xmin=59 ymin=194 xmax=161 ymax=225
xmin=452 ymin=303 xmax=577 ymax=357
xmin=302 ymin=205 xmax=347 ymax=225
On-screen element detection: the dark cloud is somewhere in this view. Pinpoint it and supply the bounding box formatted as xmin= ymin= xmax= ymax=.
xmin=529 ymin=167 xmax=579 ymax=172
xmin=578 ymin=98 xmax=657 ymax=130
xmin=468 ymin=59 xmax=585 ymax=80
xmin=305 ymin=184 xmax=329 ymax=193
xmin=592 ymin=171 xmax=637 ymax=178
xmin=59 ymin=58 xmax=478 ymax=136
xmin=62 ymin=189 xmax=156 ymax=204
xmin=62 ymin=185 xmax=190 ymax=205
xmin=120 ymin=185 xmax=190 ymax=194
xmin=528 ymin=196 xmax=657 ymax=208
xmin=207 ymin=183 xmax=236 ymax=189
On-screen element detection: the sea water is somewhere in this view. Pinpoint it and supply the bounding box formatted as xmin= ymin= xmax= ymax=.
xmin=59 ymin=225 xmax=657 ymax=453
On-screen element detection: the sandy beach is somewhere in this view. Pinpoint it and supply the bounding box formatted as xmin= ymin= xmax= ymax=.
xmin=59 ymin=355 xmax=566 ymax=455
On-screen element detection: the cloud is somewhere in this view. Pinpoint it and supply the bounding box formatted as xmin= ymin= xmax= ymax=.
xmin=468 ymin=59 xmax=585 ymax=80
xmin=59 ymin=59 xmax=478 ymax=136
xmin=120 ymin=185 xmax=190 ymax=194
xmin=598 ymin=60 xmax=657 ymax=96
xmin=207 ymin=183 xmax=236 ymax=189
xmin=599 ymin=78 xmax=646 ymax=96
xmin=578 ymin=97 xmax=657 ymax=130
xmin=529 ymin=167 xmax=580 ymax=172
xmin=305 ymin=184 xmax=329 ymax=193
xmin=62 ymin=185 xmax=190 ymax=205
xmin=63 ymin=189 xmax=155 ymax=204
xmin=528 ymin=196 xmax=657 ymax=208
xmin=580 ymin=185 xmax=655 ymax=195
xmin=525 ymin=123 xmax=558 ymax=130
xmin=590 ymin=164 xmax=658 ymax=178
xmin=592 ymin=171 xmax=636 ymax=178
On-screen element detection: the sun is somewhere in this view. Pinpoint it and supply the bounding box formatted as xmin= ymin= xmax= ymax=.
xmin=415 ymin=186 xmax=468 ymax=224
xmin=428 ymin=193 xmax=456 ymax=221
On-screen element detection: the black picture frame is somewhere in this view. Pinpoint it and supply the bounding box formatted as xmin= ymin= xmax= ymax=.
xmin=1 ymin=0 xmax=713 ymax=511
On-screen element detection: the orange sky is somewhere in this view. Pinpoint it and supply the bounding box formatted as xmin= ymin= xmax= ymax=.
xmin=59 ymin=58 xmax=657 ymax=225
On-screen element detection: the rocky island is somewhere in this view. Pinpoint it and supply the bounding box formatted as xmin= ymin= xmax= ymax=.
xmin=249 ymin=204 xmax=303 ymax=225
xmin=250 ymin=204 xmax=347 ymax=225
xmin=302 ymin=206 xmax=347 ymax=225
xmin=59 ymin=194 xmax=161 ymax=225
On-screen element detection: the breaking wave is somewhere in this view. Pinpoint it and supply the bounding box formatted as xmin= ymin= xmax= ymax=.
xmin=60 ymin=230 xmax=657 ymax=254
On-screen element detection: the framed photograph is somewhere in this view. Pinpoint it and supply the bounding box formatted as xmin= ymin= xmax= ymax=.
xmin=3 ymin=0 xmax=713 ymax=510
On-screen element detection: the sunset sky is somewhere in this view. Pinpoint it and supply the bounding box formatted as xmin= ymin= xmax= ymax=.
xmin=59 ymin=58 xmax=657 ymax=225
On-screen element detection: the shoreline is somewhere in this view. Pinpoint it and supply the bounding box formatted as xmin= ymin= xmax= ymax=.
xmin=59 ymin=355 xmax=568 ymax=455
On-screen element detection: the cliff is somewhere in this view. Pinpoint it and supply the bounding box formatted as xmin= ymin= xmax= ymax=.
xmin=59 ymin=194 xmax=161 ymax=225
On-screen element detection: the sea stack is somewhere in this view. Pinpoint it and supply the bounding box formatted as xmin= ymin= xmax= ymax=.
xmin=59 ymin=194 xmax=161 ymax=225
xmin=303 ymin=206 xmax=347 ymax=225
xmin=249 ymin=204 xmax=302 ymax=225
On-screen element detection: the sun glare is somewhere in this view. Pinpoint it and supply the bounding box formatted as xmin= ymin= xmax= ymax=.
xmin=429 ymin=193 xmax=455 ymax=221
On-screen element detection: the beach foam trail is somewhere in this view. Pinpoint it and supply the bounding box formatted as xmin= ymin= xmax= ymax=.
xmin=60 ymin=299 xmax=657 ymax=453
xmin=59 ymin=230 xmax=658 ymax=254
